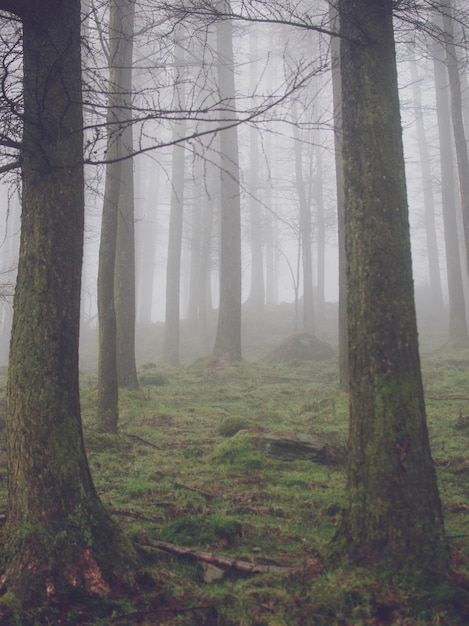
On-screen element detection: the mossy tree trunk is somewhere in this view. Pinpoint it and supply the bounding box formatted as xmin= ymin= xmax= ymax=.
xmin=3 ymin=0 xmax=136 ymax=607
xmin=334 ymin=0 xmax=450 ymax=582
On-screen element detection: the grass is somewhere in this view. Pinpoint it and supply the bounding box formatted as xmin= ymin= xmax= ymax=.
xmin=2 ymin=349 xmax=469 ymax=623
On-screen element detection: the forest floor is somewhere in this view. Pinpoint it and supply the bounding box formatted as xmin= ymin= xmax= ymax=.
xmin=1 ymin=332 xmax=469 ymax=624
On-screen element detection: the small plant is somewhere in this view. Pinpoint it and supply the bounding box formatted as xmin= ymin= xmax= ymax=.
xmin=217 ymin=415 xmax=252 ymax=437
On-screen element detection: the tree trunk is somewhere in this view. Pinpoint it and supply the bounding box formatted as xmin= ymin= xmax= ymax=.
xmin=329 ymin=1 xmax=348 ymax=391
xmin=136 ymin=157 xmax=158 ymax=326
xmin=292 ymin=101 xmax=314 ymax=335
xmin=97 ymin=0 xmax=131 ymax=431
xmin=334 ymin=0 xmax=449 ymax=583
xmin=432 ymin=30 xmax=469 ymax=345
xmin=408 ymin=52 xmax=445 ymax=316
xmin=114 ymin=0 xmax=138 ymax=388
xmin=442 ymin=0 xmax=469 ymax=280
xmin=245 ymin=30 xmax=265 ymax=316
xmin=163 ymin=29 xmax=186 ymax=366
xmin=4 ymin=0 xmax=136 ymax=607
xmin=315 ymin=141 xmax=325 ymax=324
xmin=213 ymin=0 xmax=242 ymax=362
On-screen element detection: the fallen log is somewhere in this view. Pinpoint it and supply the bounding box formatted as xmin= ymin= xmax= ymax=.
xmin=134 ymin=536 xmax=297 ymax=576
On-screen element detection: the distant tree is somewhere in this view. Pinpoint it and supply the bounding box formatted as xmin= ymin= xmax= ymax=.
xmin=97 ymin=0 xmax=132 ymax=431
xmin=440 ymin=0 xmax=469 ymax=282
xmin=213 ymin=0 xmax=242 ymax=362
xmin=292 ymin=100 xmax=315 ymax=335
xmin=329 ymin=0 xmax=348 ymax=390
xmin=432 ymin=25 xmax=469 ymax=345
xmin=115 ymin=0 xmax=138 ymax=389
xmin=333 ymin=0 xmax=450 ymax=582
xmin=1 ymin=0 xmax=136 ymax=608
xmin=408 ymin=52 xmax=445 ymax=316
xmin=163 ymin=26 xmax=187 ymax=366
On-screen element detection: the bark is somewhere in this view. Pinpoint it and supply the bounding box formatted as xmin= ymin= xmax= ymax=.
xmin=4 ymin=0 xmax=136 ymax=607
xmin=432 ymin=30 xmax=469 ymax=345
xmin=334 ymin=0 xmax=449 ymax=582
xmin=213 ymin=0 xmax=242 ymax=362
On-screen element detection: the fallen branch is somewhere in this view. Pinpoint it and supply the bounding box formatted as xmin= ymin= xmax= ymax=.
xmin=125 ymin=433 xmax=162 ymax=449
xmin=135 ymin=536 xmax=297 ymax=575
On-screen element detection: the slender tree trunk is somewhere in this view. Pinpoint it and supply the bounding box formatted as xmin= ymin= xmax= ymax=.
xmin=408 ymin=52 xmax=445 ymax=315
xmin=432 ymin=30 xmax=469 ymax=345
xmin=97 ymin=0 xmax=128 ymax=432
xmin=292 ymin=102 xmax=314 ymax=335
xmin=329 ymin=1 xmax=348 ymax=390
xmin=442 ymin=0 xmax=469 ymax=279
xmin=114 ymin=0 xmax=138 ymax=388
xmin=163 ymin=29 xmax=186 ymax=366
xmin=213 ymin=0 xmax=242 ymax=362
xmin=334 ymin=0 xmax=449 ymax=582
xmin=136 ymin=158 xmax=158 ymax=326
xmin=4 ymin=0 xmax=136 ymax=607
xmin=315 ymin=142 xmax=325 ymax=323
xmin=245 ymin=30 xmax=265 ymax=315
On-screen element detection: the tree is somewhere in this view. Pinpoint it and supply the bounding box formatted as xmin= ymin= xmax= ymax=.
xmin=333 ymin=0 xmax=450 ymax=582
xmin=1 ymin=0 xmax=136 ymax=608
xmin=329 ymin=0 xmax=348 ymax=390
xmin=115 ymin=0 xmax=138 ymax=389
xmin=213 ymin=0 xmax=242 ymax=362
xmin=97 ymin=0 xmax=130 ymax=432
xmin=163 ymin=26 xmax=187 ymax=366
xmin=432 ymin=26 xmax=469 ymax=345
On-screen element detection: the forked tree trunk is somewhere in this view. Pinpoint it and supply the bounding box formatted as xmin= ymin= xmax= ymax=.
xmin=334 ymin=0 xmax=449 ymax=582
xmin=3 ymin=0 xmax=136 ymax=608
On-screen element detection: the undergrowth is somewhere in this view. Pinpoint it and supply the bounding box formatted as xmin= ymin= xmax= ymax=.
xmin=1 ymin=350 xmax=469 ymax=624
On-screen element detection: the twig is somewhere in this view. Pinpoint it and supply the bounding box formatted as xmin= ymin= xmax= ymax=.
xmin=135 ymin=536 xmax=297 ymax=575
xmin=110 ymin=605 xmax=215 ymax=623
xmin=125 ymin=433 xmax=162 ymax=449
xmin=173 ymin=481 xmax=216 ymax=500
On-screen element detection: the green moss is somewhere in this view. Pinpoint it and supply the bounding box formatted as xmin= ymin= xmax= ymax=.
xmin=212 ymin=432 xmax=266 ymax=471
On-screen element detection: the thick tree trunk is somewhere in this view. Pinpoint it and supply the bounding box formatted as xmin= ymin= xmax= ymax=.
xmin=334 ymin=0 xmax=449 ymax=582
xmin=213 ymin=0 xmax=242 ymax=362
xmin=4 ymin=0 xmax=136 ymax=607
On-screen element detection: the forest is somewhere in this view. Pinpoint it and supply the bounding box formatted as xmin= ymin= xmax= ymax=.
xmin=0 ymin=0 xmax=469 ymax=623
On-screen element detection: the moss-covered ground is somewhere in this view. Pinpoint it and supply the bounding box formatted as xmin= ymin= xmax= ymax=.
xmin=1 ymin=345 xmax=469 ymax=624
